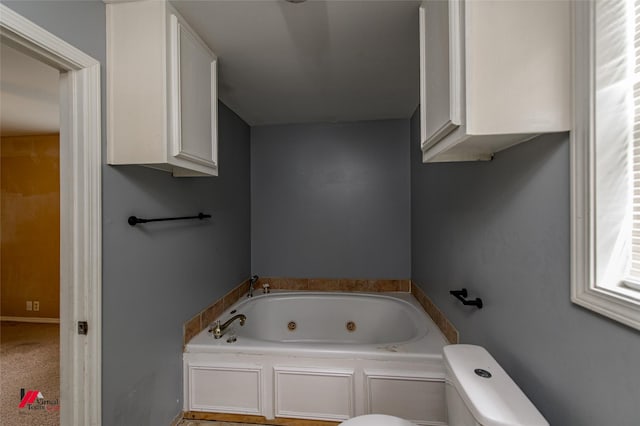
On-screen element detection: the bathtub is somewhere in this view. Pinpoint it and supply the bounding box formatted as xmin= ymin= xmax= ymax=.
xmin=184 ymin=292 xmax=449 ymax=425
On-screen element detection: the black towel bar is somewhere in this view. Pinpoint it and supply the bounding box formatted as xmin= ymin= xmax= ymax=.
xmin=128 ymin=212 xmax=211 ymax=226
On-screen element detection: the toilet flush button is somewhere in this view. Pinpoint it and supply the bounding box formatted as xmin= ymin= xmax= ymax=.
xmin=474 ymin=368 xmax=492 ymax=378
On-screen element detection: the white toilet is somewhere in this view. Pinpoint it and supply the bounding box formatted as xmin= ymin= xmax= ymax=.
xmin=340 ymin=344 xmax=548 ymax=426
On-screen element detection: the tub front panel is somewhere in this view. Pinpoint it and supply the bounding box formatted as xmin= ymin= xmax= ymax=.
xmin=185 ymin=292 xmax=449 ymax=423
xmin=184 ymin=352 xmax=448 ymax=424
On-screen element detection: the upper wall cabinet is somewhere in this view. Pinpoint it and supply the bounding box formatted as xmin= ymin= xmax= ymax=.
xmin=107 ymin=0 xmax=218 ymax=177
xmin=419 ymin=0 xmax=570 ymax=162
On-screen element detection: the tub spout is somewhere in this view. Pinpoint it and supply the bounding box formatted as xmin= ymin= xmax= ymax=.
xmin=211 ymin=314 xmax=246 ymax=339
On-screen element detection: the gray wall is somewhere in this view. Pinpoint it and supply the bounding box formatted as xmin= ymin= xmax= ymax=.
xmin=410 ymin=109 xmax=640 ymax=425
xmin=101 ymin=104 xmax=249 ymax=426
xmin=3 ymin=2 xmax=251 ymax=425
xmin=251 ymin=120 xmax=411 ymax=279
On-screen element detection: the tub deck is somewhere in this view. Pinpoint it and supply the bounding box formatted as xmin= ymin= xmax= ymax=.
xmin=186 ymin=292 xmax=447 ymax=362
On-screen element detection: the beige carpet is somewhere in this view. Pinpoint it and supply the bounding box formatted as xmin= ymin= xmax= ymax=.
xmin=0 ymin=321 xmax=59 ymax=426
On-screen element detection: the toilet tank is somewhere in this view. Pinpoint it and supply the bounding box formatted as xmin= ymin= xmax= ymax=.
xmin=443 ymin=345 xmax=549 ymax=426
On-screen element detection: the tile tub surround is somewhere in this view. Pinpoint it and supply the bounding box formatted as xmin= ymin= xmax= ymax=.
xmin=411 ymin=281 xmax=459 ymax=344
xmin=183 ymin=277 xmax=408 ymax=345
xmin=256 ymin=277 xmax=410 ymax=292
xmin=183 ymin=277 xmax=458 ymax=346
xmin=183 ymin=278 xmax=251 ymax=346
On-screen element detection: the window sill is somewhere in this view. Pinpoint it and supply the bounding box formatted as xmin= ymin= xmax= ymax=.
xmin=572 ymin=283 xmax=640 ymax=330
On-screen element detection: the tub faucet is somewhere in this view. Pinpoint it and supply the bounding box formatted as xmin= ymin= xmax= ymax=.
xmin=211 ymin=314 xmax=246 ymax=339
xmin=248 ymin=275 xmax=259 ymax=297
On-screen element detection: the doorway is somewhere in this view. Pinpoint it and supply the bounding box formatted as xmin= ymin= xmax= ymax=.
xmin=0 ymin=5 xmax=102 ymax=426
xmin=0 ymin=38 xmax=61 ymax=425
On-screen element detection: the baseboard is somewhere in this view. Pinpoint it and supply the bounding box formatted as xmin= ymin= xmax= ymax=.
xmin=184 ymin=411 xmax=340 ymax=425
xmin=1 ymin=316 xmax=60 ymax=324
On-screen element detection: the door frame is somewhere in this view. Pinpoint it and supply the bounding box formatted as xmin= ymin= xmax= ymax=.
xmin=0 ymin=5 xmax=102 ymax=425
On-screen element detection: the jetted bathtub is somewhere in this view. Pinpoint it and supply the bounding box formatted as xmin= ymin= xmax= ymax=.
xmin=184 ymin=292 xmax=449 ymax=425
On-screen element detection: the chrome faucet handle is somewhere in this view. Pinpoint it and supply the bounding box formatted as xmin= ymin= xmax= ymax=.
xmin=211 ymin=320 xmax=222 ymax=339
xmin=262 ymin=283 xmax=271 ymax=294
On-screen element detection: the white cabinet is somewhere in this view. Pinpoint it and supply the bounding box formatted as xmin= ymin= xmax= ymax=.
xmin=107 ymin=0 xmax=218 ymax=177
xmin=419 ymin=0 xmax=570 ymax=162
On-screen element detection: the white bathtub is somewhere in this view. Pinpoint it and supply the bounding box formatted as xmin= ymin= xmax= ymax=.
xmin=184 ymin=292 xmax=449 ymax=425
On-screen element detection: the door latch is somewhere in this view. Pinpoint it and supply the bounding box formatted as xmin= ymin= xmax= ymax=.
xmin=77 ymin=321 xmax=88 ymax=335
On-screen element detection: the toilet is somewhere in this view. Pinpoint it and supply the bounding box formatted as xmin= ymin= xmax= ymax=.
xmin=340 ymin=344 xmax=549 ymax=426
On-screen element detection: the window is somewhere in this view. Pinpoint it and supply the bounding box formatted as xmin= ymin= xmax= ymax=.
xmin=572 ymin=0 xmax=640 ymax=330
xmin=626 ymin=0 xmax=640 ymax=291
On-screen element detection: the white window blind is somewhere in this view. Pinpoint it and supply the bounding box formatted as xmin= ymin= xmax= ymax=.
xmin=625 ymin=0 xmax=640 ymax=290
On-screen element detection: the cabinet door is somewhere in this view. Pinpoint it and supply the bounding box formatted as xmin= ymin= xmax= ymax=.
xmin=169 ymin=14 xmax=218 ymax=174
xmin=419 ymin=0 xmax=462 ymax=150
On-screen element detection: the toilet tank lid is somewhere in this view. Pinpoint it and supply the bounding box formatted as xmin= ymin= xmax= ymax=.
xmin=443 ymin=345 xmax=549 ymax=426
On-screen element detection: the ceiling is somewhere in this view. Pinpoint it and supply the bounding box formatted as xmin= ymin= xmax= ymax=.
xmin=0 ymin=1 xmax=421 ymax=132
xmin=172 ymin=0 xmax=421 ymax=126
xmin=0 ymin=42 xmax=60 ymax=137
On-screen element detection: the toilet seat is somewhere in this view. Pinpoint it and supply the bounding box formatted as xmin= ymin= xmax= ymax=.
xmin=339 ymin=414 xmax=418 ymax=426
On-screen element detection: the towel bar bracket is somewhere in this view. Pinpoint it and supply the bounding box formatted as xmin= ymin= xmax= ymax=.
xmin=450 ymin=288 xmax=483 ymax=309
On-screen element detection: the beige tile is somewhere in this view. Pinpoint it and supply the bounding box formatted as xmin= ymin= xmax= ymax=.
xmin=183 ymin=314 xmax=201 ymax=345
xmin=397 ymin=279 xmax=411 ymax=292
xmin=371 ymin=279 xmax=396 ymax=292
xmin=411 ymin=281 xmax=458 ymax=344
xmin=333 ymin=278 xmax=394 ymax=292
xmin=338 ymin=279 xmax=384 ymax=292
xmin=308 ymin=278 xmax=341 ymax=291
xmin=260 ymin=277 xmax=411 ymax=292
xmin=223 ymin=286 xmax=241 ymax=310
xmin=337 ymin=279 xmax=359 ymax=291
xmin=201 ymin=299 xmax=224 ymax=327
xmin=440 ymin=317 xmax=459 ymax=344
xmin=237 ymin=279 xmax=251 ymax=297
xmin=266 ymin=277 xmax=309 ymax=290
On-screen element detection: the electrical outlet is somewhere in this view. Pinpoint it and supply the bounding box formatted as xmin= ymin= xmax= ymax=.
xmin=26 ymin=301 xmax=33 ymax=311
xmin=33 ymin=301 xmax=40 ymax=312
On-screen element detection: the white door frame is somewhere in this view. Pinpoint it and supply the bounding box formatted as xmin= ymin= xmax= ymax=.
xmin=0 ymin=5 xmax=102 ymax=426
